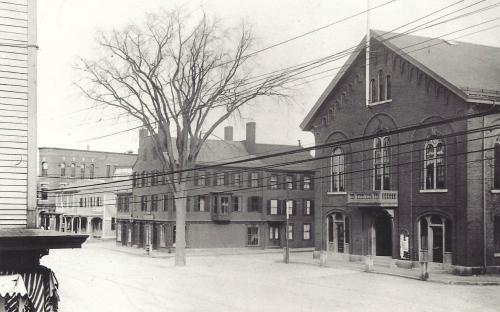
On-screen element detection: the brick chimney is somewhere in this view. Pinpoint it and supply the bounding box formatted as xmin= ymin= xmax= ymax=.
xmin=224 ymin=126 xmax=233 ymax=141
xmin=245 ymin=122 xmax=256 ymax=153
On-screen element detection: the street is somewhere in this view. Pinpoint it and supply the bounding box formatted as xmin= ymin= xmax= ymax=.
xmin=41 ymin=241 xmax=500 ymax=312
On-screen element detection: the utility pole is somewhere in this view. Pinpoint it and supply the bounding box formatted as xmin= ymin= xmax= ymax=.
xmin=365 ymin=0 xmax=371 ymax=107
xmin=284 ymin=201 xmax=290 ymax=264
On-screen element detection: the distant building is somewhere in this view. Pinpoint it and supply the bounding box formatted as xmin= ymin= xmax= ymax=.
xmin=301 ymin=30 xmax=500 ymax=272
xmin=117 ymin=122 xmax=316 ymax=250
xmin=37 ymin=147 xmax=137 ymax=226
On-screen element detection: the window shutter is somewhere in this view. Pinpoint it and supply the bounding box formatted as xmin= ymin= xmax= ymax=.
xmin=194 ymin=171 xmax=199 ymax=186
xmin=205 ymin=173 xmax=211 ymax=186
xmin=258 ymin=171 xmax=263 ymax=187
xmin=302 ymin=199 xmax=306 ymax=216
xmin=224 ymin=172 xmax=229 ymax=185
xmin=292 ymin=175 xmax=297 ymax=190
xmin=299 ymin=175 xmax=304 ymax=190
xmin=247 ymin=172 xmax=252 ymax=187
xmin=258 ymin=197 xmax=263 ymax=212
xmin=292 ymin=200 xmax=297 ymax=216
xmin=278 ymin=200 xmax=283 ymax=215
xmin=310 ymin=175 xmax=315 ymax=190
xmin=276 ymin=175 xmax=282 ymax=189
xmin=267 ymin=199 xmax=271 ymax=215
xmin=310 ymin=200 xmax=315 ymax=215
xmin=186 ymin=196 xmax=191 ymax=212
xmin=247 ymin=196 xmax=252 ymax=212
xmin=230 ymin=172 xmax=235 ymax=185
xmin=194 ymin=196 xmax=199 ymax=212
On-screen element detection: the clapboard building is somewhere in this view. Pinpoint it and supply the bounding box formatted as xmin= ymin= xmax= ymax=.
xmin=301 ymin=30 xmax=500 ymax=272
xmin=117 ymin=122 xmax=316 ymax=250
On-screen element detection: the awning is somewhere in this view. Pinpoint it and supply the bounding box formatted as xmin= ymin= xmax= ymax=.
xmin=0 ymin=275 xmax=27 ymax=297
xmin=0 ymin=266 xmax=59 ymax=312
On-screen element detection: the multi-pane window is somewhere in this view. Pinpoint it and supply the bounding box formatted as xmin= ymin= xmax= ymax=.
xmin=331 ymin=148 xmax=344 ymax=192
xmin=40 ymin=183 xmax=48 ymax=200
xmin=270 ymin=174 xmax=278 ymax=189
xmin=286 ymin=200 xmax=295 ymax=216
xmin=124 ymin=196 xmax=130 ymax=211
xmin=198 ymin=171 xmax=206 ymax=186
xmin=80 ymin=164 xmax=85 ymax=179
xmin=151 ymin=194 xmax=158 ymax=211
xmin=141 ymin=195 xmax=148 ymax=211
xmin=370 ymin=78 xmax=377 ymax=103
xmin=220 ymin=196 xmax=229 ymax=214
xmin=494 ymin=139 xmax=500 ymax=189
xmin=248 ymin=196 xmax=261 ymax=212
xmin=89 ymin=164 xmax=94 ymax=179
xmin=270 ymin=199 xmax=279 ymax=215
xmin=232 ymin=172 xmax=241 ymax=186
xmin=60 ymin=162 xmax=66 ymax=177
xmin=216 ymin=172 xmax=225 ymax=186
xmin=70 ymin=163 xmax=76 ymax=177
xmin=286 ymin=175 xmax=293 ymax=190
xmin=303 ymin=224 xmax=311 ymax=240
xmin=369 ymin=72 xmax=391 ymax=104
xmin=304 ymin=200 xmax=313 ymax=216
xmin=385 ymin=75 xmax=392 ymax=100
xmin=303 ymin=176 xmax=311 ymax=190
xmin=423 ymin=139 xmax=446 ymax=190
xmin=374 ymin=136 xmax=391 ymax=190
xmin=288 ymin=224 xmax=294 ymax=240
xmin=250 ymin=172 xmax=259 ymax=187
xmin=198 ymin=196 xmax=206 ymax=212
xmin=247 ymin=226 xmax=259 ymax=246
xmin=232 ymin=196 xmax=241 ymax=212
xmin=41 ymin=162 xmax=48 ymax=177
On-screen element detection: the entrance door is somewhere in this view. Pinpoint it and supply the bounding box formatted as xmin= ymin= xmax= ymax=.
xmin=121 ymin=223 xmax=127 ymax=245
xmin=269 ymin=224 xmax=281 ymax=247
xmin=375 ymin=211 xmax=392 ymax=256
xmin=336 ymin=223 xmax=345 ymax=253
xmin=432 ymin=227 xmax=444 ymax=263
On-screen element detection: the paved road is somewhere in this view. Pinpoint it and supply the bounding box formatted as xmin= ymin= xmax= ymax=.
xmin=42 ymin=241 xmax=500 ymax=312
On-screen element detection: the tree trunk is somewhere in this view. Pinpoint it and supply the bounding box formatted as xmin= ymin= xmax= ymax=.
xmin=174 ymin=182 xmax=187 ymax=266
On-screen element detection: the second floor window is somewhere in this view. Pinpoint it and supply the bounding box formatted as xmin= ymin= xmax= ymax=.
xmin=331 ymin=148 xmax=344 ymax=192
xmin=89 ymin=164 xmax=94 ymax=179
xmin=197 ymin=171 xmax=206 ymax=186
xmin=80 ymin=164 xmax=85 ymax=179
xmin=70 ymin=163 xmax=76 ymax=177
xmin=151 ymin=194 xmax=158 ymax=211
xmin=286 ymin=175 xmax=294 ymax=190
xmin=424 ymin=139 xmax=446 ymax=190
xmin=60 ymin=162 xmax=65 ymax=177
xmin=163 ymin=194 xmax=168 ymax=211
xmin=141 ymin=195 xmax=148 ymax=211
xmin=303 ymin=176 xmax=312 ymax=190
xmin=106 ymin=165 xmax=112 ymax=178
xmin=374 ymin=136 xmax=391 ymax=190
xmin=232 ymin=172 xmax=241 ymax=186
xmin=41 ymin=162 xmax=48 ymax=177
xmin=198 ymin=196 xmax=206 ymax=212
xmin=248 ymin=196 xmax=261 ymax=212
xmin=270 ymin=175 xmax=278 ymax=189
xmin=304 ymin=200 xmax=313 ymax=216
xmin=270 ymin=199 xmax=279 ymax=215
xmin=216 ymin=172 xmax=225 ymax=186
xmin=232 ymin=196 xmax=241 ymax=212
xmin=250 ymin=172 xmax=259 ymax=188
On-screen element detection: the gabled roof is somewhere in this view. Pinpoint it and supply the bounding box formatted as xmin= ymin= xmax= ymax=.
xmin=301 ymin=29 xmax=500 ymax=130
xmin=161 ymin=139 xmax=314 ymax=172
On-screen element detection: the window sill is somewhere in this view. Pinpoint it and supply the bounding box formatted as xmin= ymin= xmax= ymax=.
xmin=494 ymin=253 xmax=500 ymax=258
xmin=367 ymin=99 xmax=393 ymax=106
xmin=490 ymin=190 xmax=500 ymax=194
xmin=327 ymin=192 xmax=347 ymax=195
xmin=419 ymin=189 xmax=448 ymax=193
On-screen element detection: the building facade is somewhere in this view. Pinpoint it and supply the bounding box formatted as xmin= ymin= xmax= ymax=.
xmin=37 ymin=147 xmax=137 ymax=224
xmin=117 ymin=122 xmax=316 ymax=250
xmin=301 ymin=30 xmax=500 ymax=270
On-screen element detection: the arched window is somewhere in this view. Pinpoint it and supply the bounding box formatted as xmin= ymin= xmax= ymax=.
xmin=494 ymin=138 xmax=500 ymax=189
xmin=378 ymin=70 xmax=385 ymax=101
xmin=423 ymin=138 xmax=446 ymax=190
xmin=89 ymin=164 xmax=95 ymax=179
xmin=60 ymin=162 xmax=66 ymax=177
xmin=327 ymin=212 xmax=350 ymax=253
xmin=70 ymin=163 xmax=76 ymax=178
xmin=419 ymin=214 xmax=452 ymax=263
xmin=331 ymin=148 xmax=344 ymax=192
xmin=370 ymin=79 xmax=377 ymax=103
xmin=340 ymin=93 xmax=346 ymax=107
xmin=374 ymin=136 xmax=391 ymax=190
xmin=80 ymin=164 xmax=85 ymax=179
xmin=41 ymin=162 xmax=48 ymax=177
xmin=328 ymin=109 xmax=333 ymax=122
xmin=385 ymin=75 xmax=391 ymax=100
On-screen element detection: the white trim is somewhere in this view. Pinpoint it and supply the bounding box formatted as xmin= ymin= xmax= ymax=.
xmin=327 ymin=192 xmax=347 ymax=195
xmin=419 ymin=189 xmax=448 ymax=193
xmin=491 ymin=189 xmax=500 ymax=194
xmin=494 ymin=253 xmax=500 ymax=258
xmin=367 ymin=99 xmax=393 ymax=107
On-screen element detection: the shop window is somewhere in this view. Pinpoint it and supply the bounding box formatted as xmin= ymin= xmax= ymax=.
xmin=247 ymin=226 xmax=259 ymax=246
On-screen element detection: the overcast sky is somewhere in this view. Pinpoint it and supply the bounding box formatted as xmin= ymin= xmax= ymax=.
xmin=37 ymin=0 xmax=500 ymax=153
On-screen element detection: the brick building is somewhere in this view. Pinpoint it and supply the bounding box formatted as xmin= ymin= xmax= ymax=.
xmin=37 ymin=147 xmax=137 ymax=225
xmin=117 ymin=122 xmax=316 ymax=250
xmin=300 ymin=30 xmax=500 ymax=271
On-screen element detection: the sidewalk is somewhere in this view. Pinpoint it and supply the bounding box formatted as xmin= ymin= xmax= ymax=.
xmin=310 ymin=253 xmax=500 ymax=286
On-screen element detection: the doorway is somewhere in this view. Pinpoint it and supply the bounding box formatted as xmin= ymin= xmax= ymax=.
xmin=268 ymin=223 xmax=281 ymax=247
xmin=374 ymin=210 xmax=392 ymax=256
xmin=432 ymin=227 xmax=443 ymax=263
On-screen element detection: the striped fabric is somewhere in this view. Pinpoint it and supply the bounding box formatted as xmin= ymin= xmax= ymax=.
xmin=0 ymin=266 xmax=59 ymax=312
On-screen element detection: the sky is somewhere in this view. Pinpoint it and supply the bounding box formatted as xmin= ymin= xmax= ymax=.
xmin=37 ymin=0 xmax=500 ymax=154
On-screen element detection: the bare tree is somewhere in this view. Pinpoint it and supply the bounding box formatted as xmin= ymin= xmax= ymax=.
xmin=77 ymin=10 xmax=290 ymax=266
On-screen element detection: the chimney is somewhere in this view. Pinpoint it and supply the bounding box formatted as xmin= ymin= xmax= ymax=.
xmin=245 ymin=122 xmax=256 ymax=153
xmin=224 ymin=126 xmax=233 ymax=141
